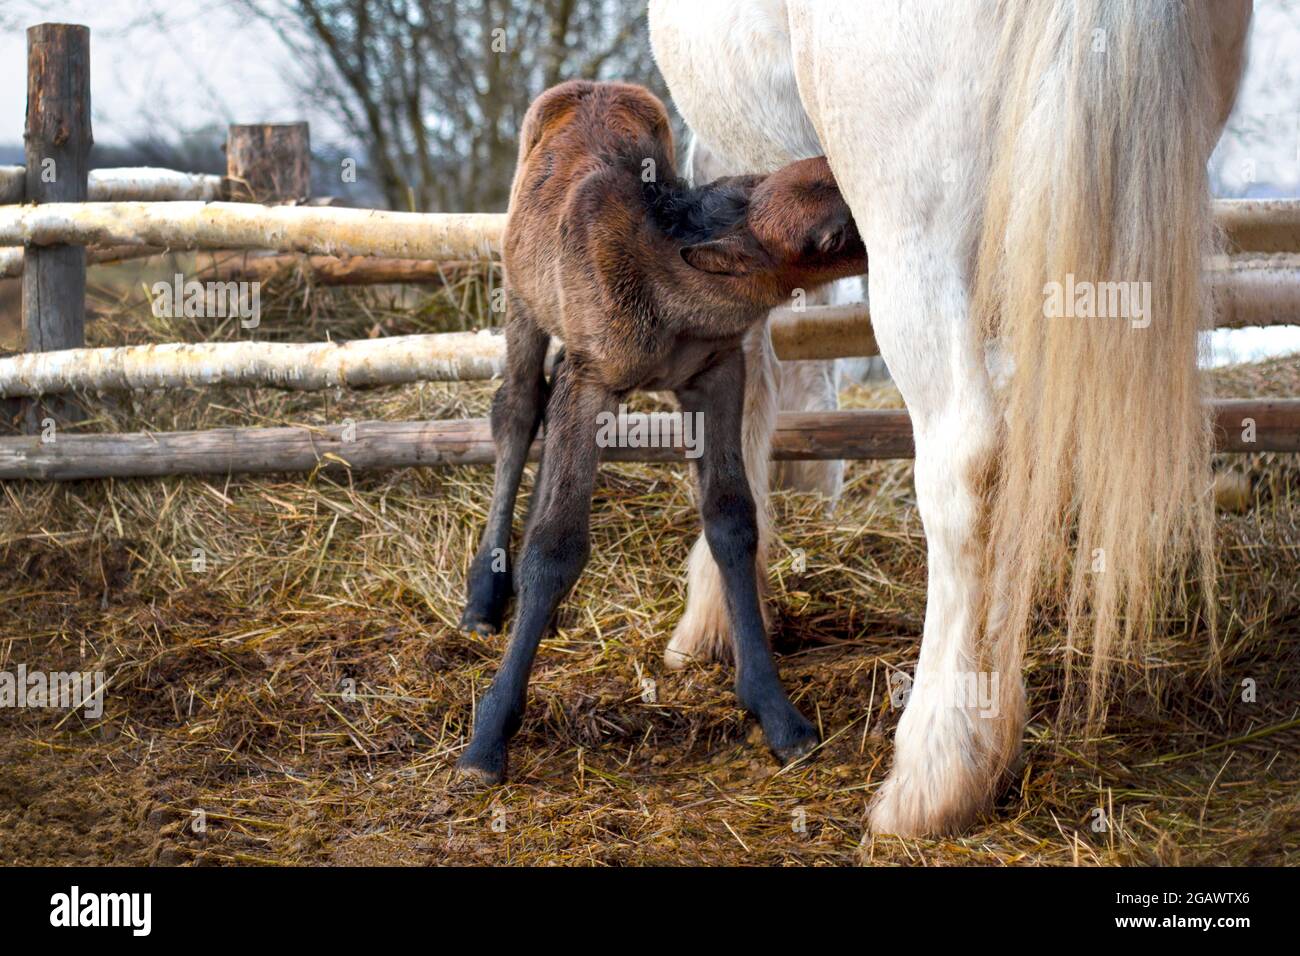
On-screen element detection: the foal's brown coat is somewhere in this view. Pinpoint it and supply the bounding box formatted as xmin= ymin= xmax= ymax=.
xmin=458 ymin=80 xmax=866 ymax=784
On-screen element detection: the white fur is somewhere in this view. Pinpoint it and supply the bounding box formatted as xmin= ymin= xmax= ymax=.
xmin=651 ymin=0 xmax=821 ymax=172
xmin=787 ymin=1 xmax=1007 ymax=834
xmin=656 ymin=8 xmax=851 ymax=670
xmin=650 ymin=0 xmax=1250 ymax=835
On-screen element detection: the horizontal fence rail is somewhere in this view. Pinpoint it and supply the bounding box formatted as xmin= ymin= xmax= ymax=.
xmin=1212 ymin=254 xmax=1300 ymax=327
xmin=191 ymin=253 xmax=493 ymax=287
xmin=2 ymin=259 xmax=1297 ymax=397
xmin=0 ymin=202 xmax=506 ymax=261
xmin=0 ymin=314 xmax=875 ymax=396
xmin=0 ymin=165 xmax=225 ymax=204
xmin=766 ymin=304 xmax=879 ymax=361
xmin=0 ymin=400 xmax=1292 ymax=482
xmin=0 ymin=200 xmax=1297 ymax=262
xmin=1212 ymin=200 xmax=1300 ymax=254
xmin=0 ymin=243 xmax=171 ymax=280
xmin=0 ymin=332 xmax=511 ymax=396
xmin=0 ymin=248 xmax=496 ymax=282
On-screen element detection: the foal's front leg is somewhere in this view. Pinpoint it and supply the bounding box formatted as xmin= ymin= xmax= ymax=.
xmin=457 ymin=363 xmax=613 ymax=784
xmin=676 ymin=349 xmax=818 ymax=765
xmin=666 ymin=323 xmax=778 ymax=669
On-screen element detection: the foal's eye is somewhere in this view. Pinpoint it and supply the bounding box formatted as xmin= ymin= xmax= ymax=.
xmin=814 ymin=228 xmax=845 ymax=255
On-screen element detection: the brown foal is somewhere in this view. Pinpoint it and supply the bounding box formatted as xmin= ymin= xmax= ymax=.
xmin=458 ymin=80 xmax=866 ymax=784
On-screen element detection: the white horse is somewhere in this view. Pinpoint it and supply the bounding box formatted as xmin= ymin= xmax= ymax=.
xmin=650 ymin=0 xmax=1252 ymax=835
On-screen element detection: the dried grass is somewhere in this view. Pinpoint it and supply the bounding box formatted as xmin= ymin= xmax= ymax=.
xmin=0 ymin=270 xmax=1295 ymax=865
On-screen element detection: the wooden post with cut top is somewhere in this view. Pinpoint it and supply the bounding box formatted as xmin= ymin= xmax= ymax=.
xmin=225 ymin=123 xmax=311 ymax=204
xmin=17 ymin=23 xmax=92 ymax=433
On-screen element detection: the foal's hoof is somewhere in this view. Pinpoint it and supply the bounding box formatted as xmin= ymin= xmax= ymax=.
xmin=767 ymin=715 xmax=820 ymax=768
xmin=460 ymin=570 xmax=512 ymax=635
xmin=454 ymin=744 xmax=508 ymax=787
xmin=458 ymin=607 xmax=502 ymax=637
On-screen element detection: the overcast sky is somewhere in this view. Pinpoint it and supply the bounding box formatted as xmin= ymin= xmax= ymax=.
xmin=1212 ymin=0 xmax=1300 ymax=195
xmin=0 ymin=0 xmax=347 ymax=147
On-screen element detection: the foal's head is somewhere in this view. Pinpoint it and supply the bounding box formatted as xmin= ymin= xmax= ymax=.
xmin=679 ymin=157 xmax=867 ymax=302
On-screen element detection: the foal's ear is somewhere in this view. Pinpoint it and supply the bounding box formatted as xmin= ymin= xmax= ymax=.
xmin=680 ymin=234 xmax=770 ymax=276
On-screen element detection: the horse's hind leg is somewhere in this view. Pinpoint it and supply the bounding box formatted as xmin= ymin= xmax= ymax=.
xmin=834 ymin=211 xmax=1019 ymax=834
xmin=859 ymin=240 xmax=1021 ymax=838
xmin=460 ymin=304 xmax=550 ymax=635
xmin=457 ymin=359 xmax=613 ymax=784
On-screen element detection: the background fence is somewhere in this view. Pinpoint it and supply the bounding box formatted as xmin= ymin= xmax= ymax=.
xmin=1 ymin=22 xmax=1298 ymax=482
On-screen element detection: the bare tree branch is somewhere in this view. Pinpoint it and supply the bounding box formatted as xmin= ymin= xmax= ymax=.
xmin=233 ymin=0 xmax=665 ymax=212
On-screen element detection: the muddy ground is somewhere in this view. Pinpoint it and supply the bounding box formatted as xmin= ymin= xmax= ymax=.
xmin=0 ymin=276 xmax=1296 ymax=865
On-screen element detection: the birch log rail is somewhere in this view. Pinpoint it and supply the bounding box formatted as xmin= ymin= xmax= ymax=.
xmin=0 ymin=400 xmax=1293 ymax=482
xmin=0 ymin=200 xmax=1297 ymax=263
xmin=2 ymin=261 xmax=1299 ymax=399
xmin=1213 ymin=254 xmax=1300 ymax=328
xmin=1215 ymin=200 xmax=1300 ymax=254
xmin=193 ymin=252 xmax=495 ymax=286
xmin=84 ymin=168 xmax=225 ymax=202
xmin=0 ymin=166 xmax=226 ymax=204
xmin=0 ymin=315 xmax=879 ymax=398
xmin=0 ymin=202 xmax=507 ymax=261
xmin=0 ymin=248 xmax=497 ymax=282
xmin=767 ymin=304 xmax=879 ymax=361
xmin=0 ymin=332 xmax=512 ymax=396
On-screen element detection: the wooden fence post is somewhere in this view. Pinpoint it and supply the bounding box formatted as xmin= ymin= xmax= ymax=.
xmin=17 ymin=23 xmax=92 ymax=433
xmin=225 ymin=123 xmax=311 ymax=203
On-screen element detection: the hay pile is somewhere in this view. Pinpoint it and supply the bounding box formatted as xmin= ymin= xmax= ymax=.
xmin=0 ymin=267 xmax=1296 ymax=865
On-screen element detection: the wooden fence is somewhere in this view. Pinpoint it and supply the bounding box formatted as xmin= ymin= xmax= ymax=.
xmin=0 ymin=22 xmax=1297 ymax=482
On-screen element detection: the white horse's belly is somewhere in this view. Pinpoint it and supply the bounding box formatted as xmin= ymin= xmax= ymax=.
xmin=648 ymin=0 xmax=820 ymax=170
xmin=787 ymin=0 xmax=991 ymax=419
xmin=651 ymin=0 xmax=852 ymax=507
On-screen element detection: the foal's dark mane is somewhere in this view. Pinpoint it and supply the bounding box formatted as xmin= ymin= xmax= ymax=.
xmin=641 ymin=175 xmax=753 ymax=244
xmin=607 ymin=142 xmax=752 ymax=245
